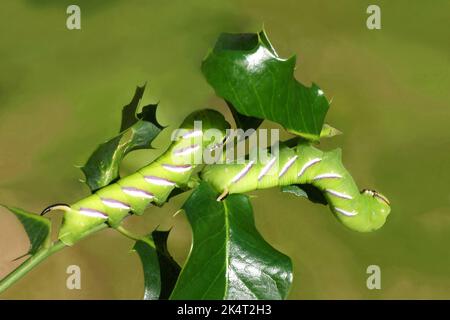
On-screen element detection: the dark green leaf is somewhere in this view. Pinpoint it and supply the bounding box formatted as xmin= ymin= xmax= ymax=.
xmin=226 ymin=101 xmax=263 ymax=131
xmin=120 ymin=84 xmax=146 ymax=132
xmin=81 ymin=85 xmax=164 ymax=192
xmin=133 ymin=230 xmax=181 ymax=300
xmin=281 ymin=184 xmax=328 ymax=205
xmin=202 ymin=30 xmax=330 ymax=141
xmin=170 ymin=182 xmax=292 ymax=300
xmin=1 ymin=205 xmax=51 ymax=256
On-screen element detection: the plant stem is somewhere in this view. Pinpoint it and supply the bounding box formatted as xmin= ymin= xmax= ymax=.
xmin=116 ymin=226 xmax=142 ymax=241
xmin=115 ymin=225 xmax=157 ymax=248
xmin=0 ymin=241 xmax=65 ymax=294
xmin=0 ymin=223 xmax=108 ymax=294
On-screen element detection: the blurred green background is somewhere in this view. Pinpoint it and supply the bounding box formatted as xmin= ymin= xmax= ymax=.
xmin=0 ymin=0 xmax=449 ymax=299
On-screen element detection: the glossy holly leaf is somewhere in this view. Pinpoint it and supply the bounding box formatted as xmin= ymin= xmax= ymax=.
xmin=170 ymin=182 xmax=292 ymax=300
xmin=202 ymin=30 xmax=330 ymax=141
xmin=226 ymin=101 xmax=263 ymax=131
xmin=81 ymin=85 xmax=164 ymax=192
xmin=133 ymin=230 xmax=180 ymax=300
xmin=1 ymin=205 xmax=51 ymax=256
xmin=281 ymin=184 xmax=328 ymax=205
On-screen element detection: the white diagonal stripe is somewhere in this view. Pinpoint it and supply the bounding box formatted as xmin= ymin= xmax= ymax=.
xmin=325 ymin=189 xmax=353 ymax=200
xmin=231 ymin=161 xmax=255 ymax=184
xmin=258 ymin=157 xmax=277 ymax=181
xmin=101 ymin=198 xmax=131 ymax=210
xmin=122 ymin=187 xmax=154 ymax=199
xmin=335 ymin=207 xmax=358 ymax=217
xmin=162 ymin=164 xmax=192 ymax=173
xmin=313 ymin=173 xmax=342 ymax=180
xmin=79 ymin=208 xmax=108 ymax=219
xmin=144 ymin=176 xmax=176 ymax=186
xmin=278 ymin=155 xmax=298 ymax=178
xmin=297 ymin=158 xmax=322 ymax=177
xmin=182 ymin=130 xmax=203 ymax=139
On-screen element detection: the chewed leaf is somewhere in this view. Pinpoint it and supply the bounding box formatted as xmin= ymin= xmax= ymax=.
xmin=81 ymin=85 xmax=164 ymax=192
xmin=133 ymin=230 xmax=180 ymax=300
xmin=202 ymin=30 xmax=330 ymax=141
xmin=1 ymin=205 xmax=51 ymax=256
xmin=170 ymin=182 xmax=293 ymax=300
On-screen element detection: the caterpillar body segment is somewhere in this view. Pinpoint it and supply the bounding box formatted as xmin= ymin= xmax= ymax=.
xmin=58 ymin=110 xmax=230 ymax=245
xmin=201 ymin=143 xmax=390 ymax=232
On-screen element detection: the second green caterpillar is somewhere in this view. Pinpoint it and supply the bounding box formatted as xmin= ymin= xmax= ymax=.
xmin=202 ymin=142 xmax=391 ymax=232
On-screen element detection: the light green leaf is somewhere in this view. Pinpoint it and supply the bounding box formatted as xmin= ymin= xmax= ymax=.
xmin=1 ymin=205 xmax=51 ymax=256
xmin=170 ymin=182 xmax=293 ymax=300
xmin=202 ymin=30 xmax=330 ymax=141
xmin=81 ymin=85 xmax=164 ymax=192
xmin=133 ymin=230 xmax=180 ymax=300
xmin=320 ymin=123 xmax=342 ymax=139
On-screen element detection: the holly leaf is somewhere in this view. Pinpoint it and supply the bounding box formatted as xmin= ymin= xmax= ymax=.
xmin=170 ymin=182 xmax=292 ymax=300
xmin=133 ymin=230 xmax=181 ymax=300
xmin=202 ymin=30 xmax=330 ymax=141
xmin=1 ymin=205 xmax=51 ymax=256
xmin=226 ymin=101 xmax=263 ymax=131
xmin=81 ymin=85 xmax=164 ymax=192
xmin=120 ymin=83 xmax=147 ymax=132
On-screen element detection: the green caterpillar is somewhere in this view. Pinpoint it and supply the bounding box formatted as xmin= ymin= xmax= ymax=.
xmin=201 ymin=143 xmax=391 ymax=232
xmin=51 ymin=110 xmax=230 ymax=245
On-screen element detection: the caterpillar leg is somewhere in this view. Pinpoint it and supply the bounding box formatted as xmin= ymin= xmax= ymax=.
xmin=216 ymin=188 xmax=229 ymax=201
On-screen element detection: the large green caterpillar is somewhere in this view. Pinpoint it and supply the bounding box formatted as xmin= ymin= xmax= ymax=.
xmin=202 ymin=143 xmax=391 ymax=232
xmin=51 ymin=110 xmax=230 ymax=245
